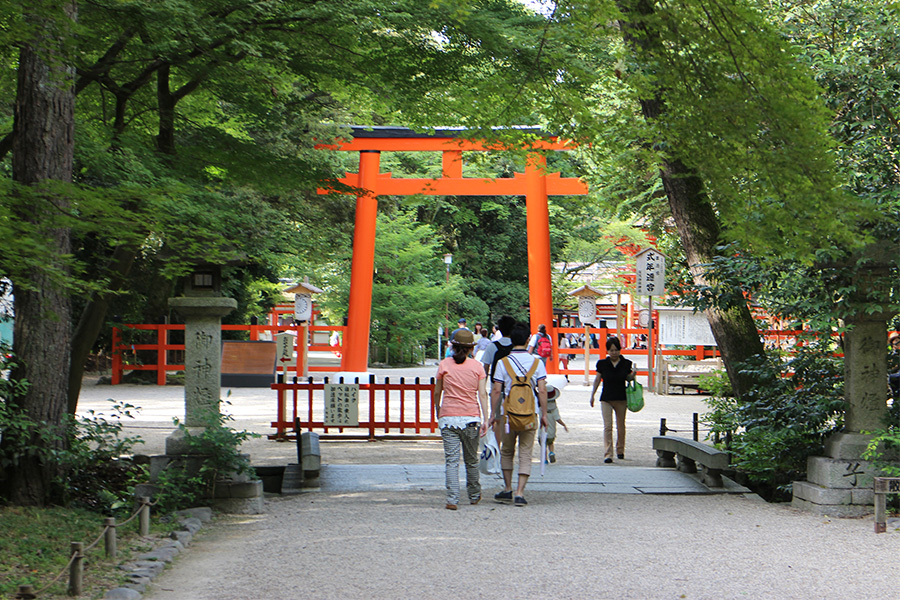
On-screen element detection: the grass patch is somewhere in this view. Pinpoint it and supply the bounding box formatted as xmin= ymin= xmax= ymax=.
xmin=0 ymin=505 xmax=174 ymax=599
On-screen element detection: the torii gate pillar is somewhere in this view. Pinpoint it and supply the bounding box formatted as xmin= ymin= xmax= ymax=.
xmin=525 ymin=154 xmax=554 ymax=336
xmin=343 ymin=150 xmax=381 ymax=373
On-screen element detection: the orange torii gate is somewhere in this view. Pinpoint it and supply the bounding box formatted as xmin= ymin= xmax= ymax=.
xmin=319 ymin=126 xmax=589 ymax=374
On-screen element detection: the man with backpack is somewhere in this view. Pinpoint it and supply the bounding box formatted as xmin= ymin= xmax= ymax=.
xmin=480 ymin=315 xmax=516 ymax=378
xmin=488 ymin=322 xmax=549 ymax=507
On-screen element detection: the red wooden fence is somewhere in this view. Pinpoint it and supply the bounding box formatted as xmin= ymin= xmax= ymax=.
xmin=271 ymin=376 xmax=438 ymax=440
xmin=111 ymin=323 xmax=342 ymax=385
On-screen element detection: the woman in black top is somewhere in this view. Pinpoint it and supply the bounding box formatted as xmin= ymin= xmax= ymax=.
xmin=589 ymin=337 xmax=636 ymax=463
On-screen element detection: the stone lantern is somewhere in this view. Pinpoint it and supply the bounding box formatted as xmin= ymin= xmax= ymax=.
xmin=168 ymin=263 xmax=237 ymax=429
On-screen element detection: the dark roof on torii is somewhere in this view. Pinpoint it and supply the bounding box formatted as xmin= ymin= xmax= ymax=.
xmin=346 ymin=125 xmax=547 ymax=138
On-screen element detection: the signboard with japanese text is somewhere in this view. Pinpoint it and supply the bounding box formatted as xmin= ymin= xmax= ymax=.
xmin=657 ymin=308 xmax=717 ymax=346
xmin=635 ymin=249 xmax=666 ymax=296
xmin=324 ymin=383 xmax=359 ymax=427
xmin=274 ymin=333 xmax=294 ymax=362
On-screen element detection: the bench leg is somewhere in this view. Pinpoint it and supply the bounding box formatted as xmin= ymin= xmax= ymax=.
xmin=701 ymin=466 xmax=723 ymax=488
xmin=676 ymin=455 xmax=697 ymax=474
xmin=655 ymin=449 xmax=676 ymax=468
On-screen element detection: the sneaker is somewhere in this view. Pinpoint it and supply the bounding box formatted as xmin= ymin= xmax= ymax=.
xmin=617 ymin=454 xmax=625 ymax=460
xmin=549 ymin=451 xmax=556 ymax=464
xmin=494 ymin=490 xmax=513 ymax=504
xmin=514 ymin=496 xmax=527 ymax=507
xmin=470 ymin=496 xmax=481 ymax=505
xmin=604 ymin=458 xmax=613 ymax=464
xmin=445 ymin=503 xmax=458 ymax=510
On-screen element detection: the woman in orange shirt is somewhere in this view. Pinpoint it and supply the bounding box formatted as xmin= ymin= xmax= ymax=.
xmin=434 ymin=329 xmax=489 ymax=510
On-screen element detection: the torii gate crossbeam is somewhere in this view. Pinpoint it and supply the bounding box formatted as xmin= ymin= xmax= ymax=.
xmin=318 ymin=127 xmax=589 ymax=374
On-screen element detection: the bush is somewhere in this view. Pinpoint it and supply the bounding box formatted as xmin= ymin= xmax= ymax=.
xmin=153 ymin=403 xmax=259 ymax=513
xmin=703 ymin=341 xmax=845 ymax=501
xmin=1 ymin=344 xmax=144 ymax=511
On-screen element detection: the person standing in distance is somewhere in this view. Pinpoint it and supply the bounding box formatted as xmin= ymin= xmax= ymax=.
xmin=589 ymin=337 xmax=636 ymax=463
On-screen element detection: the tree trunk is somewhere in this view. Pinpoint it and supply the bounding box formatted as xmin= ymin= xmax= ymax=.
xmin=618 ymin=0 xmax=765 ymax=399
xmin=2 ymin=1 xmax=78 ymax=506
xmin=67 ymin=245 xmax=137 ymax=413
xmin=156 ymin=63 xmax=177 ymax=155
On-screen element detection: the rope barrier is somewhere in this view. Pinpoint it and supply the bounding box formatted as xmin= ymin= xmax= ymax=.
xmin=22 ymin=550 xmax=78 ymax=598
xmin=14 ymin=497 xmax=151 ymax=599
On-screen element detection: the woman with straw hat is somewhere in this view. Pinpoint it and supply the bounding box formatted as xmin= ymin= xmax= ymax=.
xmin=434 ymin=329 xmax=489 ymax=510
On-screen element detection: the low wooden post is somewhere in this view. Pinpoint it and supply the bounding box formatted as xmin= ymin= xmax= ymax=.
xmin=15 ymin=584 xmax=36 ymax=599
xmin=104 ymin=517 xmax=117 ymax=559
xmin=874 ymin=477 xmax=900 ymax=533
xmin=68 ymin=541 xmax=84 ymax=596
xmin=139 ymin=496 xmax=150 ymax=536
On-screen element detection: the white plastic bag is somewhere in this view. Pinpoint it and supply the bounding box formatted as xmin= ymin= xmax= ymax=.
xmin=479 ymin=430 xmax=501 ymax=475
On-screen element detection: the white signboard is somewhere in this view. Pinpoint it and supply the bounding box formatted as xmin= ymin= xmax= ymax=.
xmin=658 ymin=308 xmax=717 ymax=346
xmin=578 ymin=296 xmax=597 ymax=326
xmin=635 ymin=249 xmax=666 ymax=296
xmin=274 ymin=333 xmax=295 ymax=361
xmin=324 ymin=383 xmax=359 ymax=427
xmin=294 ymin=293 xmax=312 ymax=322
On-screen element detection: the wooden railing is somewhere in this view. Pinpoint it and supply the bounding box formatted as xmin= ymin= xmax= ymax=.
xmin=270 ymin=376 xmax=438 ymax=440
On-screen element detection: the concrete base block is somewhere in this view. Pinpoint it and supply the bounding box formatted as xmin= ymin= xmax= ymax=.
xmin=656 ymin=450 xmax=676 ymax=469
xmin=165 ymin=427 xmax=209 ymax=455
xmin=677 ymin=456 xmax=697 ymax=474
xmin=825 ymin=433 xmax=874 ymax=460
xmin=791 ymin=496 xmax=873 ymax=518
xmin=806 ymin=456 xmax=877 ymax=489
xmin=300 ymin=432 xmax=321 ymax=475
xmin=213 ymin=480 xmax=263 ymax=499
xmin=792 ymin=480 xmax=853 ymax=505
xmin=212 ymin=495 xmax=265 ymax=514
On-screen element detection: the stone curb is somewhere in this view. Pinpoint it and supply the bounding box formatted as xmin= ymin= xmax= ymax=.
xmin=104 ymin=507 xmax=213 ymax=600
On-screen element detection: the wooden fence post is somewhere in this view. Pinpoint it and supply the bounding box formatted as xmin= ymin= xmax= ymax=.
xmin=68 ymin=541 xmax=83 ymax=596
xmin=139 ymin=496 xmax=150 ymax=536
xmin=104 ymin=517 xmax=117 ymax=559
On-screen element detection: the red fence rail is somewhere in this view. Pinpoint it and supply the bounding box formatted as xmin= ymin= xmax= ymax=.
xmin=111 ymin=323 xmax=343 ymax=385
xmin=271 ymin=376 xmax=438 ymax=440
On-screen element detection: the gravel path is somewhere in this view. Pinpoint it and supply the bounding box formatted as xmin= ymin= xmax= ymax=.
xmin=143 ymin=491 xmax=900 ymax=600
xmin=77 ymin=365 xmax=900 ymax=599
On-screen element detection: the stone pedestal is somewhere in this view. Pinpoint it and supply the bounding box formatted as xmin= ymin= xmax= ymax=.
xmin=792 ymin=316 xmax=889 ymax=517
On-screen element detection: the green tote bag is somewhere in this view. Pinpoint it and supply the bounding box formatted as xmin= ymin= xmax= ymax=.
xmin=626 ymin=380 xmax=644 ymax=412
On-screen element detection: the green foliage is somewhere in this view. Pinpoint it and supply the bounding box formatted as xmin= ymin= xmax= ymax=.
xmin=1 ymin=346 xmax=145 ymax=511
xmin=57 ymin=402 xmax=146 ymax=514
xmin=152 ymin=404 xmax=259 ymax=513
xmin=369 ymin=210 xmax=450 ymax=363
xmin=703 ymin=342 xmax=845 ymax=500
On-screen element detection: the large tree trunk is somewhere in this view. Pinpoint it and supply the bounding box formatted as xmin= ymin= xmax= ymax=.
xmin=0 ymin=2 xmax=77 ymax=506
xmin=618 ymin=0 xmax=765 ymax=400
xmin=67 ymin=245 xmax=137 ymax=413
xmin=655 ymin=151 xmax=766 ymax=399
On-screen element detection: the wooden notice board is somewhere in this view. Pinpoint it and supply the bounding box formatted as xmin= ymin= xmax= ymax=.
xmin=221 ymin=341 xmax=277 ymax=387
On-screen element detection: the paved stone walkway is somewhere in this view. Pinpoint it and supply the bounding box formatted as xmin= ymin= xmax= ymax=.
xmin=316 ymin=463 xmax=749 ymax=495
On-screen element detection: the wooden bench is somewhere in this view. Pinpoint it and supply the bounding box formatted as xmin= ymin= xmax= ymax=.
xmin=652 ymin=436 xmax=729 ymax=488
xmin=657 ymin=358 xmax=723 ymax=394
